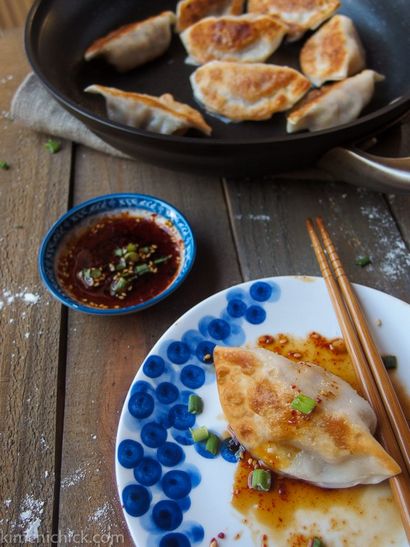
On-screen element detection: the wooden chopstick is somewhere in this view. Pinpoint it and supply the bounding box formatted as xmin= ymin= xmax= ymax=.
xmin=306 ymin=218 xmax=410 ymax=542
xmin=316 ymin=216 xmax=410 ymax=474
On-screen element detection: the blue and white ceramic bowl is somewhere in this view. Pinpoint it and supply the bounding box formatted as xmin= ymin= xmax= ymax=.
xmin=38 ymin=193 xmax=196 ymax=315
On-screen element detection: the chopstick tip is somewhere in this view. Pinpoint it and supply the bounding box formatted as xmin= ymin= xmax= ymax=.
xmin=306 ymin=217 xmax=314 ymax=230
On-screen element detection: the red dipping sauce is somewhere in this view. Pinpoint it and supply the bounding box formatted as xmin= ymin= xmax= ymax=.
xmin=56 ymin=212 xmax=182 ymax=309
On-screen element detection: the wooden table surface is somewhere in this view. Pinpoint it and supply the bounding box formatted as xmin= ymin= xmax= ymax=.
xmin=0 ymin=27 xmax=409 ymax=546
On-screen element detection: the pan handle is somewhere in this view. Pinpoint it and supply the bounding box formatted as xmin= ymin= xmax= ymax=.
xmin=318 ymin=146 xmax=410 ymax=193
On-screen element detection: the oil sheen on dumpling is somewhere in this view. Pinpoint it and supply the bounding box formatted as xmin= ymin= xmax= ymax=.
xmin=190 ymin=61 xmax=310 ymax=121
xmin=248 ymin=0 xmax=340 ymax=41
xmin=214 ymin=346 xmax=400 ymax=488
xmin=287 ymin=69 xmax=384 ymax=133
xmin=84 ymin=11 xmax=176 ymax=72
xmin=300 ymin=15 xmax=366 ymax=86
xmin=85 ymin=85 xmax=212 ymax=136
xmin=180 ymin=14 xmax=287 ymax=65
xmin=176 ymin=0 xmax=245 ymax=32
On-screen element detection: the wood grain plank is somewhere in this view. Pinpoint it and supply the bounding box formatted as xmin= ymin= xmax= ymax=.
xmin=0 ymin=29 xmax=71 ymax=542
xmin=0 ymin=0 xmax=32 ymax=30
xmin=57 ymin=149 xmax=242 ymax=545
xmin=224 ymin=177 xmax=410 ymax=303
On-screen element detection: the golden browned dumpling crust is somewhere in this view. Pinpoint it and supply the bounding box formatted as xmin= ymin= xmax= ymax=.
xmin=84 ymin=11 xmax=175 ymax=72
xmin=191 ymin=61 xmax=311 ymax=121
xmin=300 ymin=15 xmax=366 ymax=86
xmin=85 ymin=85 xmax=212 ymax=136
xmin=214 ymin=346 xmax=400 ymax=487
xmin=248 ymin=0 xmax=340 ymax=40
xmin=286 ymin=69 xmax=384 ymax=132
xmin=181 ymin=14 xmax=287 ymax=64
xmin=176 ymin=0 xmax=245 ymax=32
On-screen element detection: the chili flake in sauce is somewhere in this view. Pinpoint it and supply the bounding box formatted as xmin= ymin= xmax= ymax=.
xmin=57 ymin=212 xmax=181 ymax=309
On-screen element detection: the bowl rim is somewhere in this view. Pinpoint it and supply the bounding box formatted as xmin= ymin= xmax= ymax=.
xmin=24 ymin=0 xmax=410 ymax=147
xmin=38 ymin=192 xmax=197 ymax=315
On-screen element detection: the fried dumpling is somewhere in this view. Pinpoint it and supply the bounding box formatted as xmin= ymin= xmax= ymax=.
xmin=84 ymin=11 xmax=176 ymax=72
xmin=248 ymin=0 xmax=340 ymax=41
xmin=287 ymin=69 xmax=384 ymax=133
xmin=214 ymin=346 xmax=400 ymax=488
xmin=176 ymin=0 xmax=245 ymax=32
xmin=85 ymin=85 xmax=212 ymax=136
xmin=180 ymin=14 xmax=287 ymax=65
xmin=300 ymin=15 xmax=366 ymax=86
xmin=190 ymin=61 xmax=310 ymax=121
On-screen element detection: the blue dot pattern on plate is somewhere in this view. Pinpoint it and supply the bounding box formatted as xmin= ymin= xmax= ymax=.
xmin=119 ymin=280 xmax=280 ymax=545
xmin=134 ymin=457 xmax=162 ymax=486
xmin=159 ymin=533 xmax=191 ymax=547
xmin=156 ymin=383 xmax=180 ymax=404
xmin=118 ymin=440 xmax=144 ymax=469
xmin=161 ymin=470 xmax=192 ymax=499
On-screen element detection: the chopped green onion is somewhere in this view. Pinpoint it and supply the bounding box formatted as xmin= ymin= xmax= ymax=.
xmin=90 ymin=268 xmax=102 ymax=279
xmin=291 ymin=393 xmax=316 ymax=414
xmin=307 ymin=538 xmax=323 ymax=547
xmin=44 ymin=138 xmax=61 ymax=154
xmin=382 ymin=355 xmax=397 ymax=370
xmin=110 ymin=276 xmax=128 ymax=295
xmin=114 ymin=248 xmax=123 ymax=257
xmin=188 ymin=394 xmax=203 ymax=415
xmin=205 ymin=433 xmax=220 ymax=456
xmin=250 ymin=469 xmax=271 ymax=492
xmin=154 ymin=255 xmax=171 ymax=265
xmin=139 ymin=245 xmax=152 ymax=255
xmin=135 ymin=263 xmax=151 ymax=276
xmin=78 ymin=268 xmax=94 ymax=287
xmin=124 ymin=251 xmax=138 ymax=262
xmin=116 ymin=257 xmax=127 ymax=271
xmin=0 ymin=160 xmax=10 ymax=170
xmin=190 ymin=426 xmax=209 ymax=443
xmin=126 ymin=243 xmax=137 ymax=252
xmin=355 ymin=255 xmax=371 ymax=267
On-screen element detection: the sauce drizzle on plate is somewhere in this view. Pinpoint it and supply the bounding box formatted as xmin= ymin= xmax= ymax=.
xmin=231 ymin=332 xmax=404 ymax=546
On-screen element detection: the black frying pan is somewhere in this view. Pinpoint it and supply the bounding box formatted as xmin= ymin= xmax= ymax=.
xmin=25 ymin=0 xmax=410 ymax=186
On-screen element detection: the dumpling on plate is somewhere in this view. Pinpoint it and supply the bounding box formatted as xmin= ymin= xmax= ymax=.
xmin=84 ymin=11 xmax=176 ymax=72
xmin=190 ymin=61 xmax=310 ymax=122
xmin=247 ymin=0 xmax=340 ymax=41
xmin=214 ymin=346 xmax=400 ymax=488
xmin=286 ymin=69 xmax=384 ymax=133
xmin=180 ymin=14 xmax=287 ymax=65
xmin=176 ymin=0 xmax=245 ymax=32
xmin=85 ymin=85 xmax=212 ymax=136
xmin=300 ymin=15 xmax=366 ymax=87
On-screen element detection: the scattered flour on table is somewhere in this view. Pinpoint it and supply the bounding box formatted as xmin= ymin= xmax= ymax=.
xmin=0 ymin=74 xmax=14 ymax=85
xmin=61 ymin=466 xmax=87 ymax=488
xmin=39 ymin=434 xmax=49 ymax=452
xmin=88 ymin=502 xmax=114 ymax=534
xmin=360 ymin=205 xmax=410 ymax=281
xmin=19 ymin=495 xmax=44 ymax=542
xmin=0 ymin=288 xmax=41 ymax=309
xmin=235 ymin=214 xmax=271 ymax=222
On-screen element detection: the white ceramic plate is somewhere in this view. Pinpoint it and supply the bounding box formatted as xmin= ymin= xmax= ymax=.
xmin=115 ymin=276 xmax=409 ymax=547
